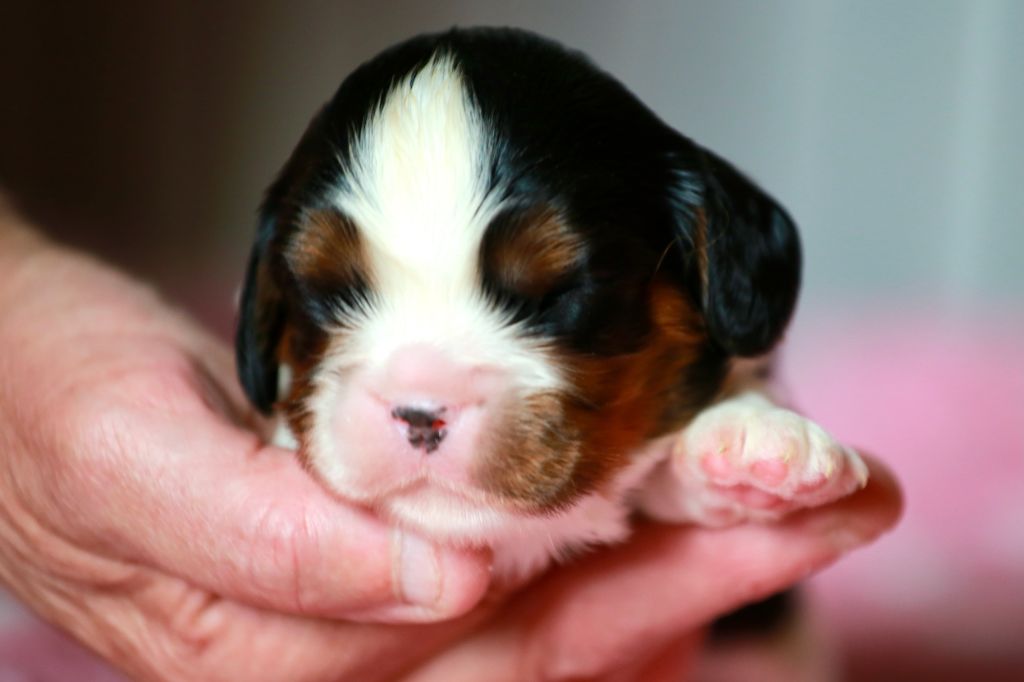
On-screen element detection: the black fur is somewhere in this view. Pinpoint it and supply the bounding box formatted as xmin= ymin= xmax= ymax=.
xmin=236 ymin=213 xmax=284 ymax=414
xmin=236 ymin=27 xmax=801 ymax=410
xmin=675 ymin=150 xmax=802 ymax=356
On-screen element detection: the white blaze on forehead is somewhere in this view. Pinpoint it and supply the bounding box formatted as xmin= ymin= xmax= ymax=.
xmin=339 ymin=53 xmax=492 ymax=265
xmin=328 ymin=52 xmax=559 ymax=389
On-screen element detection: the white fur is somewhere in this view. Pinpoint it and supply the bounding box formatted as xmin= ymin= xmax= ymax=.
xmin=326 ymin=53 xmax=560 ymax=390
xmin=637 ymin=391 xmax=869 ymax=526
xmin=295 ymin=55 xmax=570 ymax=553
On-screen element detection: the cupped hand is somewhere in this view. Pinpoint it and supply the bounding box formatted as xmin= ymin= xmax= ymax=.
xmin=0 ymin=224 xmax=492 ymax=680
xmin=0 ymin=210 xmax=901 ymax=681
xmin=406 ymin=455 xmax=899 ymax=681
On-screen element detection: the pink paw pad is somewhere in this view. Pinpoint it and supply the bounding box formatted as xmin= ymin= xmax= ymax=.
xmin=751 ymin=459 xmax=790 ymax=486
xmin=701 ymin=451 xmax=735 ymax=478
xmin=711 ymin=482 xmax=790 ymax=510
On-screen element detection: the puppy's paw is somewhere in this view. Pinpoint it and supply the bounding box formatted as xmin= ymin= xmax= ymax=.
xmin=639 ymin=393 xmax=868 ymax=526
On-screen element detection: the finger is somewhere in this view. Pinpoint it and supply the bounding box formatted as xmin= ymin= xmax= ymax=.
xmin=411 ymin=454 xmax=901 ymax=680
xmin=529 ymin=454 xmax=901 ymax=679
xmin=54 ymin=375 xmax=493 ymax=623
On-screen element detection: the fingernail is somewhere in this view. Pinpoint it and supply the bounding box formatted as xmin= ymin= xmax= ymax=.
xmin=393 ymin=529 xmax=443 ymax=607
xmin=846 ymin=447 xmax=870 ymax=488
xmin=347 ymin=533 xmax=491 ymax=623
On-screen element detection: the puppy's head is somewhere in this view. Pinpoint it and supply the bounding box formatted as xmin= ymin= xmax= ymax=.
xmin=236 ymin=29 xmax=800 ymax=541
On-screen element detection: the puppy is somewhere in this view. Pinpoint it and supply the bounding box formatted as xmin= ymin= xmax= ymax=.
xmin=236 ymin=27 xmax=867 ymax=580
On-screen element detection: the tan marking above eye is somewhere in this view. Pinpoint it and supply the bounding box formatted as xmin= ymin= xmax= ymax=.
xmin=285 ymin=209 xmax=366 ymax=286
xmin=485 ymin=206 xmax=584 ymax=297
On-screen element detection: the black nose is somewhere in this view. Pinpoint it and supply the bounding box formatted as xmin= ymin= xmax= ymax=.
xmin=391 ymin=406 xmax=447 ymax=453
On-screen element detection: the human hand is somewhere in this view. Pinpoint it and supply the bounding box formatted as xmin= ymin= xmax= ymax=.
xmin=0 ymin=219 xmax=493 ymax=680
xmin=402 ymin=455 xmax=899 ymax=681
xmin=0 ymin=210 xmax=901 ymax=681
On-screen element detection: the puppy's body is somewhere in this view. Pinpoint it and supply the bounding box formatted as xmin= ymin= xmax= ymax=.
xmin=237 ymin=28 xmax=866 ymax=581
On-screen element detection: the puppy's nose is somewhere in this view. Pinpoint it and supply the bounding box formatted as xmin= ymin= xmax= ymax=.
xmin=391 ymin=405 xmax=448 ymax=453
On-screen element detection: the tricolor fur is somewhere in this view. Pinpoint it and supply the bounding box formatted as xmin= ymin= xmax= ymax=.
xmin=234 ymin=28 xmax=855 ymax=580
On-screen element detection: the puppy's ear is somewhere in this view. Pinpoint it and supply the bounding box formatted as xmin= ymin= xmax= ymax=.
xmin=235 ymin=106 xmax=335 ymax=413
xmin=236 ymin=211 xmax=285 ymax=414
xmin=672 ymin=148 xmax=801 ymax=357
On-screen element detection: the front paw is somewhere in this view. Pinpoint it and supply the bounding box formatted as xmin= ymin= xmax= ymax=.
xmin=672 ymin=394 xmax=868 ymax=524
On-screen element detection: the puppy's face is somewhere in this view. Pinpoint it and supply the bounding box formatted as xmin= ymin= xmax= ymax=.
xmin=237 ymin=30 xmax=800 ymax=542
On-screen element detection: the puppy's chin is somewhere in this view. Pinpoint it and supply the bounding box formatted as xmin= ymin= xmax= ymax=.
xmin=277 ymin=414 xmax=567 ymax=544
xmin=375 ymin=481 xmax=527 ymax=545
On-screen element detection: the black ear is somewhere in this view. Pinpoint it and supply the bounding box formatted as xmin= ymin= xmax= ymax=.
xmin=235 ymin=211 xmax=285 ymax=414
xmin=235 ymin=104 xmax=337 ymax=413
xmin=673 ymin=149 xmax=802 ymax=357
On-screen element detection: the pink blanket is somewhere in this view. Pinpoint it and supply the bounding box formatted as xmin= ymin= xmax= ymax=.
xmin=788 ymin=314 xmax=1024 ymax=681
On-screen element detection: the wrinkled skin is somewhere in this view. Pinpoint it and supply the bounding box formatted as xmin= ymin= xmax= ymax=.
xmin=0 ymin=206 xmax=901 ymax=681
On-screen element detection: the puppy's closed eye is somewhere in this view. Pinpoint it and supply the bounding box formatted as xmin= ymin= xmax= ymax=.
xmin=481 ymin=204 xmax=584 ymax=303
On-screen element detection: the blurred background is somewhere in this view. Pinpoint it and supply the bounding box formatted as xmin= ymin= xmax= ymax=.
xmin=1 ymin=1 xmax=1021 ymax=680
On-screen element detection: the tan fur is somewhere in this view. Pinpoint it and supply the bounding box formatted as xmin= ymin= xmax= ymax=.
xmin=477 ymin=281 xmax=712 ymax=511
xmin=482 ymin=206 xmax=584 ymax=297
xmin=284 ymin=209 xmax=368 ymax=292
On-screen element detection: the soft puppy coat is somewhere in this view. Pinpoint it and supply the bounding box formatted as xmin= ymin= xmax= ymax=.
xmin=236 ymin=27 xmax=867 ymax=580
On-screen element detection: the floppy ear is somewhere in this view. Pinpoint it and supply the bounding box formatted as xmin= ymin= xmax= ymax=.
xmin=235 ymin=211 xmax=286 ymax=414
xmin=673 ymin=149 xmax=802 ymax=357
xmin=234 ymin=105 xmax=337 ymax=413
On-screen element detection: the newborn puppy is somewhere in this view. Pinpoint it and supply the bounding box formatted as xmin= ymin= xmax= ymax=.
xmin=236 ymin=27 xmax=867 ymax=580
